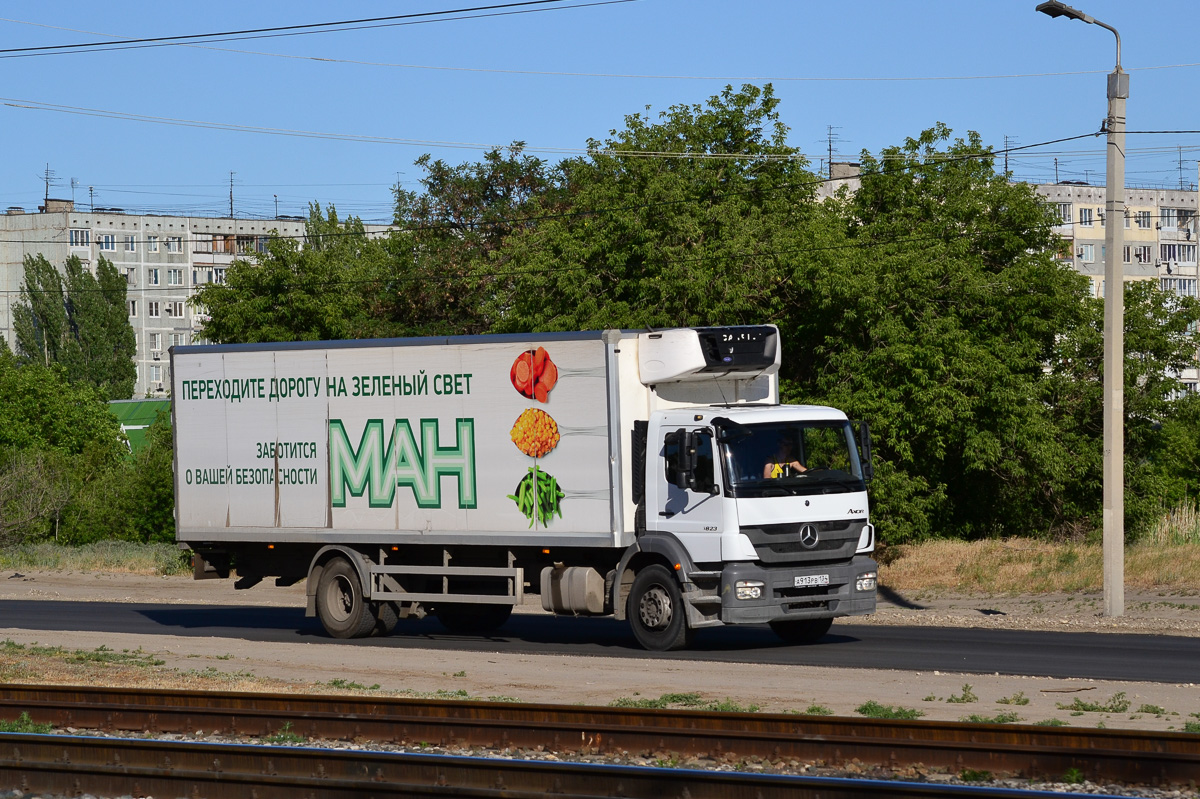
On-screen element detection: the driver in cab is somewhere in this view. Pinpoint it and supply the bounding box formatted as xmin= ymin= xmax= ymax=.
xmin=763 ymin=436 xmax=807 ymax=478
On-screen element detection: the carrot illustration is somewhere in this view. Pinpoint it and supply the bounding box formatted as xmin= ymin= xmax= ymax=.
xmin=540 ymin=359 xmax=558 ymax=393
xmin=513 ymin=354 xmax=533 ymax=396
xmin=533 ymin=346 xmax=547 ymax=376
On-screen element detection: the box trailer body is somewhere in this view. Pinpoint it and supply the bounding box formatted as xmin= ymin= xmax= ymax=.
xmin=172 ymin=326 xmax=877 ymax=650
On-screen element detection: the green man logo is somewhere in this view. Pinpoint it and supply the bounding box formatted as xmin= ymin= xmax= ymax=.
xmin=329 ymin=418 xmax=476 ymax=509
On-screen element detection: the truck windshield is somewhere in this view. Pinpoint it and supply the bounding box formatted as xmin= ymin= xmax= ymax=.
xmin=717 ymin=420 xmax=865 ymax=497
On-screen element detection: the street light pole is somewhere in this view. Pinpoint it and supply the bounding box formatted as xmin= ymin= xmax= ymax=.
xmin=1037 ymin=1 xmax=1126 ymax=617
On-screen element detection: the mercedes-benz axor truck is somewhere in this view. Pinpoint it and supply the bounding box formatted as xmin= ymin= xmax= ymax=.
xmin=171 ymin=325 xmax=877 ymax=650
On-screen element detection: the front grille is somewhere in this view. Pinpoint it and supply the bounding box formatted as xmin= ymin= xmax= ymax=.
xmin=740 ymin=519 xmax=865 ymax=565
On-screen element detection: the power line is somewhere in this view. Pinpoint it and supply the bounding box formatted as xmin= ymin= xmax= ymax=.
xmin=0 ymin=2 xmax=628 ymax=58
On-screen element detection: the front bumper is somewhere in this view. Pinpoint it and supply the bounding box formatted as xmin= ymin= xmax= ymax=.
xmin=719 ymin=555 xmax=877 ymax=624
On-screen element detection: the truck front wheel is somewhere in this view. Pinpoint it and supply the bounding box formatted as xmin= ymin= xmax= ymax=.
xmin=628 ymin=565 xmax=693 ymax=651
xmin=769 ymin=617 xmax=833 ymax=645
xmin=316 ymin=558 xmax=377 ymax=639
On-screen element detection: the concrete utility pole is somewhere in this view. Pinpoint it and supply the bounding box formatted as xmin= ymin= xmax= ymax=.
xmin=1037 ymin=0 xmax=1126 ymax=617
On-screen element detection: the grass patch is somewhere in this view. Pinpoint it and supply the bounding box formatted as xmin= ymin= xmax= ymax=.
xmin=855 ymin=701 xmax=924 ymax=720
xmin=880 ymin=533 xmax=1200 ymax=593
xmin=1033 ymin=718 xmax=1068 ymax=726
xmin=960 ymin=711 xmax=1021 ymax=724
xmin=1062 ymin=767 xmax=1085 ymax=784
xmin=608 ymin=693 xmax=758 ymax=713
xmin=263 ymin=721 xmax=306 ymax=745
xmin=1055 ymin=691 xmax=1130 ymax=714
xmin=325 ymin=678 xmax=380 ymax=691
xmin=996 ymin=691 xmax=1030 ymax=706
xmin=1 ymin=640 xmax=164 ymax=668
xmin=795 ymin=704 xmax=833 ymax=716
xmin=946 ymin=684 xmax=977 ymax=704
xmin=959 ymin=769 xmax=992 ymax=782
xmin=0 ymin=541 xmax=189 ymax=575
xmin=0 ymin=712 xmax=52 ymax=734
xmin=1183 ymin=720 xmax=1200 ymax=733
xmin=1136 ymin=704 xmax=1167 ymax=715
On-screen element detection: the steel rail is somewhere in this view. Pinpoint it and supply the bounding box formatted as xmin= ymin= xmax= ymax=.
xmin=2 ymin=684 xmax=1198 ymax=787
xmin=0 ymin=733 xmax=1138 ymax=799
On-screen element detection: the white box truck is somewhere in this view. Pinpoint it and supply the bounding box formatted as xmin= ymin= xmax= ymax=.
xmin=171 ymin=325 xmax=877 ymax=650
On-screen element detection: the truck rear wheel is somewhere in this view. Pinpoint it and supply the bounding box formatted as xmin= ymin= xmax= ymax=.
xmin=628 ymin=564 xmax=693 ymax=651
xmin=316 ymin=558 xmax=376 ymax=639
xmin=769 ymin=617 xmax=833 ymax=645
xmin=434 ymin=603 xmax=512 ymax=634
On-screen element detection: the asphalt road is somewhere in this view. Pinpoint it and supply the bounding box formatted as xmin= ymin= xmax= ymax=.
xmin=0 ymin=599 xmax=1195 ymax=684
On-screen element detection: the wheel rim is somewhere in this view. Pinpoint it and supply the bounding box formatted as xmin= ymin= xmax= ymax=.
xmin=325 ymin=574 xmax=354 ymax=622
xmin=638 ymin=585 xmax=673 ymax=630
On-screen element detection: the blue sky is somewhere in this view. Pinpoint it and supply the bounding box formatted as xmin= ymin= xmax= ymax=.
xmin=1 ymin=1 xmax=1196 ymax=223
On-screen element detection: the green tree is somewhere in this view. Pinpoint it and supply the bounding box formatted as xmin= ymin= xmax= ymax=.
xmin=1045 ymin=280 xmax=1200 ymax=536
xmin=193 ymin=205 xmax=387 ymax=343
xmin=492 ymin=84 xmax=829 ymax=334
xmin=781 ymin=125 xmax=1095 ymax=542
xmin=386 ymin=146 xmax=552 ymax=336
xmin=12 ymin=254 xmax=135 ymax=399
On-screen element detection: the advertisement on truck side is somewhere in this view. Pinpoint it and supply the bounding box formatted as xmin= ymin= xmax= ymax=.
xmin=173 ymin=339 xmax=613 ymax=535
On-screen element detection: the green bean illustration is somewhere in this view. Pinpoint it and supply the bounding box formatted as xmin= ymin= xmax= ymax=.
xmin=507 ymin=465 xmax=565 ymax=527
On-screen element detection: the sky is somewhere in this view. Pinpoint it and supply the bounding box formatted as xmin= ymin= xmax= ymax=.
xmin=1 ymin=0 xmax=1197 ymax=224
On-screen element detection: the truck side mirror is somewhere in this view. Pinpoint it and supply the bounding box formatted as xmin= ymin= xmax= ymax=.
xmin=665 ymin=428 xmax=699 ymax=491
xmin=854 ymin=420 xmax=874 ymax=483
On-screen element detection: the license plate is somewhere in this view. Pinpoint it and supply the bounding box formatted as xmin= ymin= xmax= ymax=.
xmin=795 ymin=574 xmax=829 ymax=587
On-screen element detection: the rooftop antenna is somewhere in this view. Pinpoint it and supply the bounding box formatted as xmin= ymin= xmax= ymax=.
xmin=89 ymin=186 xmax=94 ymax=212
xmin=1003 ymin=135 xmax=1020 ymax=176
xmin=41 ymin=163 xmax=56 ymax=202
xmin=229 ymin=171 xmax=236 ymax=218
xmin=825 ymin=125 xmax=843 ymax=179
xmin=70 ymin=177 xmax=79 ymax=204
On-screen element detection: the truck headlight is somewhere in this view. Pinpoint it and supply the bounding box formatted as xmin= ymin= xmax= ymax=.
xmin=735 ymin=580 xmax=765 ymax=600
xmin=855 ymin=571 xmax=877 ymax=592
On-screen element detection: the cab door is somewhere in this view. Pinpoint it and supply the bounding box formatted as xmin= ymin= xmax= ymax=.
xmin=651 ymin=427 xmax=724 ymax=563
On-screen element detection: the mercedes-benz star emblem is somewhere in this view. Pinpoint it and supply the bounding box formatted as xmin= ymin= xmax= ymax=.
xmin=798 ymin=524 xmax=820 ymax=549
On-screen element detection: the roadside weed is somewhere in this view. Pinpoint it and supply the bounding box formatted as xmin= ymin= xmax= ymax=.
xmin=264 ymin=721 xmax=306 ymax=744
xmin=855 ymin=701 xmax=924 ymax=720
xmin=997 ymin=691 xmax=1029 ymax=706
xmin=946 ymin=684 xmax=977 ymax=704
xmin=0 ymin=712 xmax=52 ymax=733
xmin=1055 ymin=692 xmax=1130 ymax=713
xmin=960 ymin=711 xmax=1020 ymax=724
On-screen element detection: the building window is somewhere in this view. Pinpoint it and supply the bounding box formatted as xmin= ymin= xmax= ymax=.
xmin=166 ymin=236 xmax=183 ymax=253
xmin=1078 ymin=244 xmax=1095 ymax=262
xmin=1057 ymin=203 xmax=1071 ymax=224
xmin=1161 ymin=208 xmax=1178 ymax=230
xmin=150 ymin=365 xmax=162 ymax=384
xmin=170 ymin=333 xmax=187 ymax=347
xmin=148 ymin=301 xmax=160 ymax=318
xmin=69 ymin=229 xmax=90 ymax=247
xmin=147 ymin=236 xmax=159 ymax=252
xmin=148 ymin=268 xmax=160 ymax=286
xmin=167 ymin=269 xmax=184 ymax=286
xmin=124 ymin=235 xmax=136 ymax=252
xmin=1123 ymin=246 xmax=1131 ymax=264
xmin=167 ymin=301 xmax=185 ymax=318
xmin=1133 ymin=245 xmax=1152 ymax=264
xmin=1136 ymin=210 xmax=1151 ymax=229
xmin=1079 ymin=208 xmax=1093 ymax=227
xmin=1123 ymin=211 xmax=1130 ymax=229
xmin=128 ymin=300 xmax=137 ymax=317
xmin=194 ymin=235 xmax=212 ymax=254
xmin=1161 ymin=244 xmax=1198 ymax=264
xmin=125 ymin=268 xmax=135 ymax=286
xmin=1161 ymin=278 xmax=1198 ymax=298
xmin=213 ymin=267 xmax=227 ymax=285
xmin=149 ymin=332 xmax=162 ymax=351
xmin=98 ymin=234 xmax=116 ymax=251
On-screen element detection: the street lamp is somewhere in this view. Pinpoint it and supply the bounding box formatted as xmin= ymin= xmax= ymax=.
xmin=1037 ymin=0 xmax=1126 ymax=617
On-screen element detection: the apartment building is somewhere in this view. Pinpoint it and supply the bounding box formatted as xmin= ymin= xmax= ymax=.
xmin=0 ymin=200 xmax=389 ymax=397
xmin=1036 ymin=182 xmax=1199 ymax=394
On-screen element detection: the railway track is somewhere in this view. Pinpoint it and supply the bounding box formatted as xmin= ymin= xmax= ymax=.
xmin=0 ymin=684 xmax=1197 ymax=796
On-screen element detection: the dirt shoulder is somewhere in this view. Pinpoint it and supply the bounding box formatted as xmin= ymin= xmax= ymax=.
xmin=0 ymin=570 xmax=1197 ymax=732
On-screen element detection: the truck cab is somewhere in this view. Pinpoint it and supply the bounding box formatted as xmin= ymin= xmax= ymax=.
xmin=616 ymin=328 xmax=877 ymax=650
